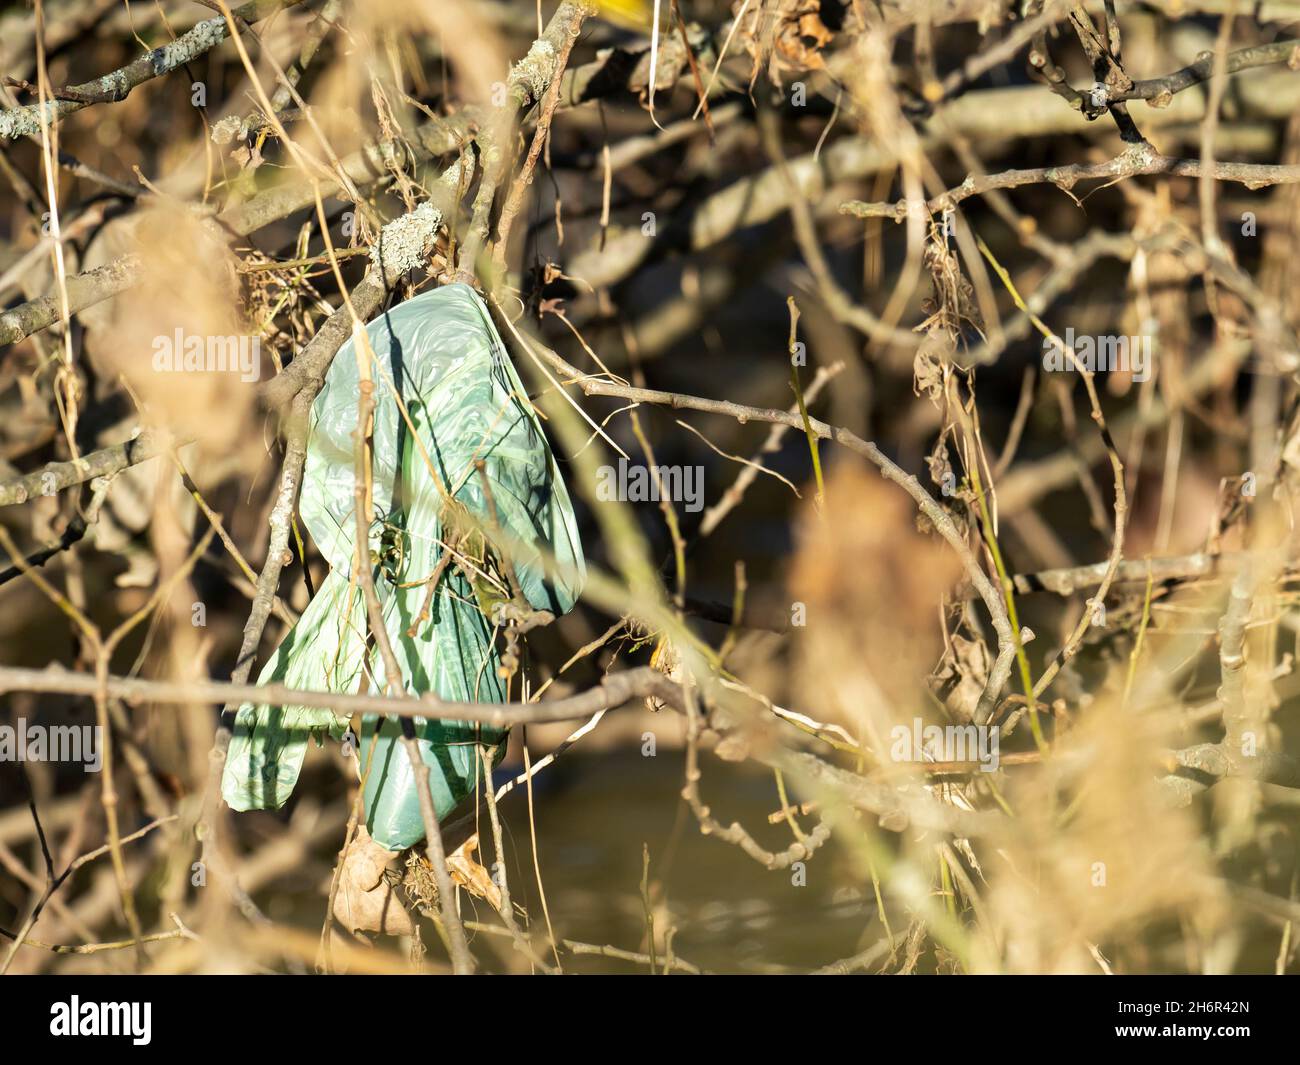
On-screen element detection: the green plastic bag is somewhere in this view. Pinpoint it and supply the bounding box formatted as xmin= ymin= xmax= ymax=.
xmin=222 ymin=282 xmax=585 ymax=850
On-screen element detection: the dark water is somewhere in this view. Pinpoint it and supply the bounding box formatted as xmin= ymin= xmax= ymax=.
xmin=485 ymin=749 xmax=879 ymax=974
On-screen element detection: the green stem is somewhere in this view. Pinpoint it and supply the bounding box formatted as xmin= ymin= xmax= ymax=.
xmin=967 ymin=458 xmax=1047 ymax=752
xmin=1122 ymin=562 xmax=1155 ymax=710
xmin=787 ymin=296 xmax=824 ymax=508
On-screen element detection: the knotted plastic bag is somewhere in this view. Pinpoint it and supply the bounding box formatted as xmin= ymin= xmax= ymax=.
xmin=222 ymin=283 xmax=585 ymax=850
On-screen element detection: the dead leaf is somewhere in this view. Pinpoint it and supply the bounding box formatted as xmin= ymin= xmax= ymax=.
xmin=333 ymin=826 xmax=414 ymax=936
xmin=646 ymin=635 xmax=684 ymax=712
xmin=732 ymin=0 xmax=835 ymax=86
xmin=930 ymin=633 xmax=991 ymax=723
xmin=446 ymin=833 xmax=502 ymax=911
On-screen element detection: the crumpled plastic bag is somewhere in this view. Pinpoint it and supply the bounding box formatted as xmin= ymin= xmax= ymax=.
xmin=222 ymin=282 xmax=585 ymax=850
